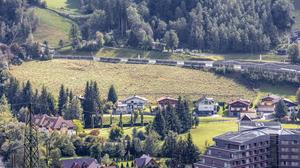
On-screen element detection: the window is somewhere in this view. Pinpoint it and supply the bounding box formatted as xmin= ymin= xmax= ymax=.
xmin=281 ymin=148 xmax=289 ymax=152
xmin=281 ymin=155 xmax=289 ymax=159
xmin=291 ymin=162 xmax=299 ymax=166
xmin=281 ymin=141 xmax=289 ymax=145
xmin=292 ymin=148 xmax=299 ymax=152
xmin=281 ymin=161 xmax=288 ymax=166
xmin=291 ymin=155 xmax=299 ymax=159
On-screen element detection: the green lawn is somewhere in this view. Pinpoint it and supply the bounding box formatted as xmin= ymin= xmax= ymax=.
xmin=85 ymin=126 xmax=145 ymax=139
xmin=33 ymin=8 xmax=72 ymax=47
xmin=85 ymin=115 xmax=300 ymax=154
xmin=102 ymin=115 xmax=154 ymax=126
xmin=10 ymin=59 xmax=257 ymax=102
xmin=43 ymin=0 xmax=81 ymax=14
xmin=189 ymin=121 xmax=238 ymax=152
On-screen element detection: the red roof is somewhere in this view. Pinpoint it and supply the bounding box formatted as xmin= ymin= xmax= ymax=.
xmin=228 ymin=99 xmax=250 ymax=106
xmin=34 ymin=114 xmax=75 ymax=130
xmin=157 ymin=96 xmax=178 ymax=103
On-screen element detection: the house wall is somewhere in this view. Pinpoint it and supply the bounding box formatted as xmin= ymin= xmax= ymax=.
xmin=124 ymin=98 xmax=147 ymax=112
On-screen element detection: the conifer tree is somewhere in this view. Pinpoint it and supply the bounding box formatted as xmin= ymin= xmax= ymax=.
xmin=20 ymin=81 xmax=33 ymax=108
xmin=162 ymin=131 xmax=177 ymax=157
xmin=152 ymin=109 xmax=166 ymax=138
xmin=58 ymin=84 xmax=67 ymax=116
xmin=165 ymin=105 xmax=181 ymax=133
xmin=69 ymin=24 xmax=81 ymax=50
xmin=185 ymin=133 xmax=200 ymax=164
xmin=108 ymin=85 xmax=118 ymax=104
xmin=275 ymin=99 xmax=288 ymax=120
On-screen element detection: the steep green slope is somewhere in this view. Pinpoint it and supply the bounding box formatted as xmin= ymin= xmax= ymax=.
xmin=33 ymin=8 xmax=72 ymax=47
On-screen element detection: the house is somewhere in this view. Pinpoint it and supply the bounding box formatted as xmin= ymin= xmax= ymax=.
xmin=239 ymin=109 xmax=258 ymax=120
xmin=256 ymin=95 xmax=297 ymax=119
xmin=33 ymin=114 xmax=75 ymax=135
xmin=134 ymin=155 xmax=159 ymax=168
xmin=61 ymin=157 xmax=99 ymax=168
xmin=228 ymin=99 xmax=251 ymax=117
xmin=194 ymin=121 xmax=300 ymax=168
xmin=282 ymin=98 xmax=298 ymax=115
xmin=195 ymin=96 xmax=218 ymax=116
xmin=157 ymin=96 xmax=178 ymax=109
xmin=115 ymin=101 xmax=128 ymax=114
xmin=123 ymin=95 xmax=148 ymax=113
xmin=256 ymin=95 xmax=280 ymax=119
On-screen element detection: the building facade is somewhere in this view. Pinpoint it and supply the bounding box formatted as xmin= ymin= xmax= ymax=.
xmin=194 ymin=121 xmax=300 ymax=168
xmin=196 ymin=96 xmax=218 ymax=116
xmin=157 ymin=96 xmax=178 ymax=109
xmin=228 ymin=99 xmax=251 ymax=118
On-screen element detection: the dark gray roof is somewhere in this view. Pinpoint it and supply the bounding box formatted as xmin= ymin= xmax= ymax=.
xmin=214 ymin=121 xmax=298 ymax=144
xmin=61 ymin=157 xmax=98 ymax=168
xmin=239 ymin=121 xmax=281 ymax=131
xmin=134 ymin=154 xmax=153 ymax=168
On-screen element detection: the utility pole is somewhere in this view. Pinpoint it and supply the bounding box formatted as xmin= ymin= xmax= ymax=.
xmin=24 ymin=104 xmax=39 ymax=168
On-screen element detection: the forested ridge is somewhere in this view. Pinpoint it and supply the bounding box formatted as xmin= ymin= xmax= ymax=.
xmin=78 ymin=0 xmax=294 ymax=53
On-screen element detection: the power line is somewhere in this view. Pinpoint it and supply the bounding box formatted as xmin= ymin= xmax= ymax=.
xmin=24 ymin=104 xmax=39 ymax=168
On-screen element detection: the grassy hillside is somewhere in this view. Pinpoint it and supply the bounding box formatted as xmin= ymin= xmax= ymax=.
xmin=10 ymin=60 xmax=297 ymax=103
xmin=33 ymin=8 xmax=72 ymax=47
xmin=10 ymin=60 xmax=256 ymax=102
xmin=43 ymin=0 xmax=80 ymax=14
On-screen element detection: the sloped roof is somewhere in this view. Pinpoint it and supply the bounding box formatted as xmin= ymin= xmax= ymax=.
xmin=61 ymin=157 xmax=99 ymax=168
xmin=134 ymin=154 xmax=154 ymax=168
xmin=262 ymin=94 xmax=281 ymax=103
xmin=283 ymin=98 xmax=298 ymax=106
xmin=34 ymin=114 xmax=75 ymax=130
xmin=123 ymin=95 xmax=148 ymax=102
xmin=157 ymin=96 xmax=178 ymax=103
xmin=228 ymin=99 xmax=250 ymax=106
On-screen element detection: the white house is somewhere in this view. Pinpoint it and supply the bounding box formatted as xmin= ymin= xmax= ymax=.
xmin=115 ymin=101 xmax=128 ymax=114
xmin=196 ymin=96 xmax=218 ymax=116
xmin=122 ymin=95 xmax=148 ymax=113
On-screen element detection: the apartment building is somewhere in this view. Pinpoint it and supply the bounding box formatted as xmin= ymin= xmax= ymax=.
xmin=194 ymin=121 xmax=300 ymax=168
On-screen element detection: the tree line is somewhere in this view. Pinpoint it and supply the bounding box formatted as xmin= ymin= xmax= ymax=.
xmin=0 ymin=69 xmax=121 ymax=128
xmin=73 ymin=0 xmax=294 ymax=53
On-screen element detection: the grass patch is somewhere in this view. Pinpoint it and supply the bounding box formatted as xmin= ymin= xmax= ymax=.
xmin=33 ymin=8 xmax=72 ymax=47
xmin=43 ymin=0 xmax=80 ymax=14
xmin=10 ymin=59 xmax=256 ymax=102
xmin=85 ymin=126 xmax=145 ymax=139
xmin=102 ymin=115 xmax=154 ymax=126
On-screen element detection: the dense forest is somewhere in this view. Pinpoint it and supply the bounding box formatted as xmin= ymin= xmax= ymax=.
xmin=77 ymin=0 xmax=294 ymax=53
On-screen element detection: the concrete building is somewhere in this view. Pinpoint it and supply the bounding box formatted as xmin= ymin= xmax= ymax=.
xmin=194 ymin=120 xmax=300 ymax=168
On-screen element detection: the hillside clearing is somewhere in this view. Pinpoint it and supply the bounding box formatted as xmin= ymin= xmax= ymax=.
xmin=33 ymin=8 xmax=72 ymax=47
xmin=10 ymin=60 xmax=257 ymax=102
xmin=43 ymin=0 xmax=80 ymax=14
